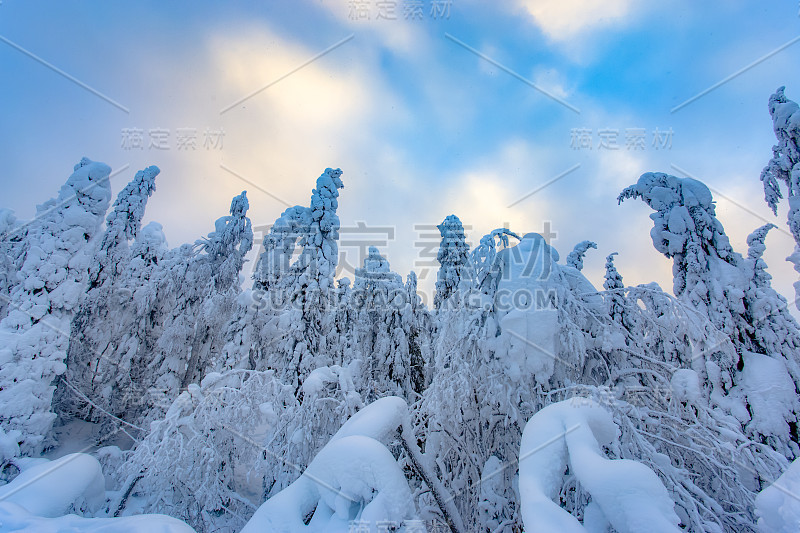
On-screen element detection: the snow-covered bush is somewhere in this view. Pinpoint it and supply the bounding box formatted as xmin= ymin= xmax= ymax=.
xmin=0 ymin=208 xmax=26 ymax=323
xmin=118 ymin=370 xmax=297 ymax=532
xmin=422 ymin=231 xmax=579 ymax=530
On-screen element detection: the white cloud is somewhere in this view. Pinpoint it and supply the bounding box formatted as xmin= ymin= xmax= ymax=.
xmin=437 ymin=140 xmax=587 ymax=249
xmin=531 ymin=67 xmax=570 ymax=101
xmin=117 ymin=21 xmax=407 ymax=258
xmin=514 ymin=0 xmax=636 ymax=44
xmin=310 ymin=0 xmax=431 ymax=56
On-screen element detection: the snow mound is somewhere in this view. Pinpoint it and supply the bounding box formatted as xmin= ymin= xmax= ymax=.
xmin=330 ymin=395 xmax=408 ymax=444
xmin=0 ymin=453 xmax=104 ymax=518
xmin=756 ymin=458 xmax=800 ymax=532
xmin=242 ymin=397 xmax=418 ymax=532
xmin=736 ymin=351 xmax=798 ymax=442
xmin=670 ymin=368 xmax=702 ymax=404
xmin=241 ymin=435 xmax=415 ymax=532
xmin=0 ymin=501 xmax=197 ymax=532
xmin=518 ymin=399 xmax=681 ymax=533
xmin=499 ymin=308 xmax=558 ymax=384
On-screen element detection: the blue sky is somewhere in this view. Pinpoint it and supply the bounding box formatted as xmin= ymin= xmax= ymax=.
xmin=2 ymin=0 xmax=800 ymax=306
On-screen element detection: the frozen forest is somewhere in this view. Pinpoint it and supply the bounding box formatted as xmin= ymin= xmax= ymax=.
xmin=3 ymin=88 xmax=800 ymax=533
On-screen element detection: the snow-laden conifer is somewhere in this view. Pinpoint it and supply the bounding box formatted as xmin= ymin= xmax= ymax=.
xmin=0 ymin=158 xmax=111 ymax=456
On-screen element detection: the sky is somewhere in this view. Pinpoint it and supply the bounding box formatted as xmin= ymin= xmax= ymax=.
xmin=2 ymin=0 xmax=800 ymax=308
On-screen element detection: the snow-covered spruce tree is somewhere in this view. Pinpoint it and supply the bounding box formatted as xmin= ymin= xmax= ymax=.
xmin=0 ymin=209 xmax=28 ymax=323
xmin=603 ymin=252 xmax=623 ymax=291
xmin=350 ymin=246 xmax=429 ymax=402
xmin=741 ymin=223 xmax=800 ymax=434
xmin=566 ymin=240 xmax=597 ymax=271
xmin=404 ymin=271 xmax=433 ymax=400
xmin=329 ymin=277 xmax=357 ymax=368
xmin=0 ymin=158 xmax=112 ymax=457
xmin=143 ymin=191 xmax=253 ymax=421
xmin=262 ymin=168 xmax=343 ymax=391
xmin=351 ymin=246 xmax=403 ymax=399
xmin=89 ymin=166 xmax=160 ymax=291
xmin=101 ymin=222 xmax=168 ymax=422
xmin=599 ymin=252 xmax=650 ymax=353
xmin=619 ymin=172 xmax=800 ymax=458
xmin=56 ymin=165 xmax=159 ymax=422
xmin=353 ymin=246 xmax=403 ymax=297
xmin=747 ymin=223 xmax=777 ymax=289
xmin=218 ymin=168 xmax=344 ymax=394
xmin=180 ymin=191 xmax=253 ymax=389
xmin=583 ymin=248 xmax=666 ymax=381
xmin=76 ymin=221 xmax=170 ymax=431
xmin=760 ymin=86 xmax=800 ymax=309
xmin=433 ymin=214 xmax=470 ymax=310
xmin=253 ymin=205 xmax=308 ymax=294
xmin=603 ymin=252 xmax=626 ymax=323
xmin=592 ymin=251 xmax=638 ymax=381
xmin=215 ymin=204 xmax=309 ymax=375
